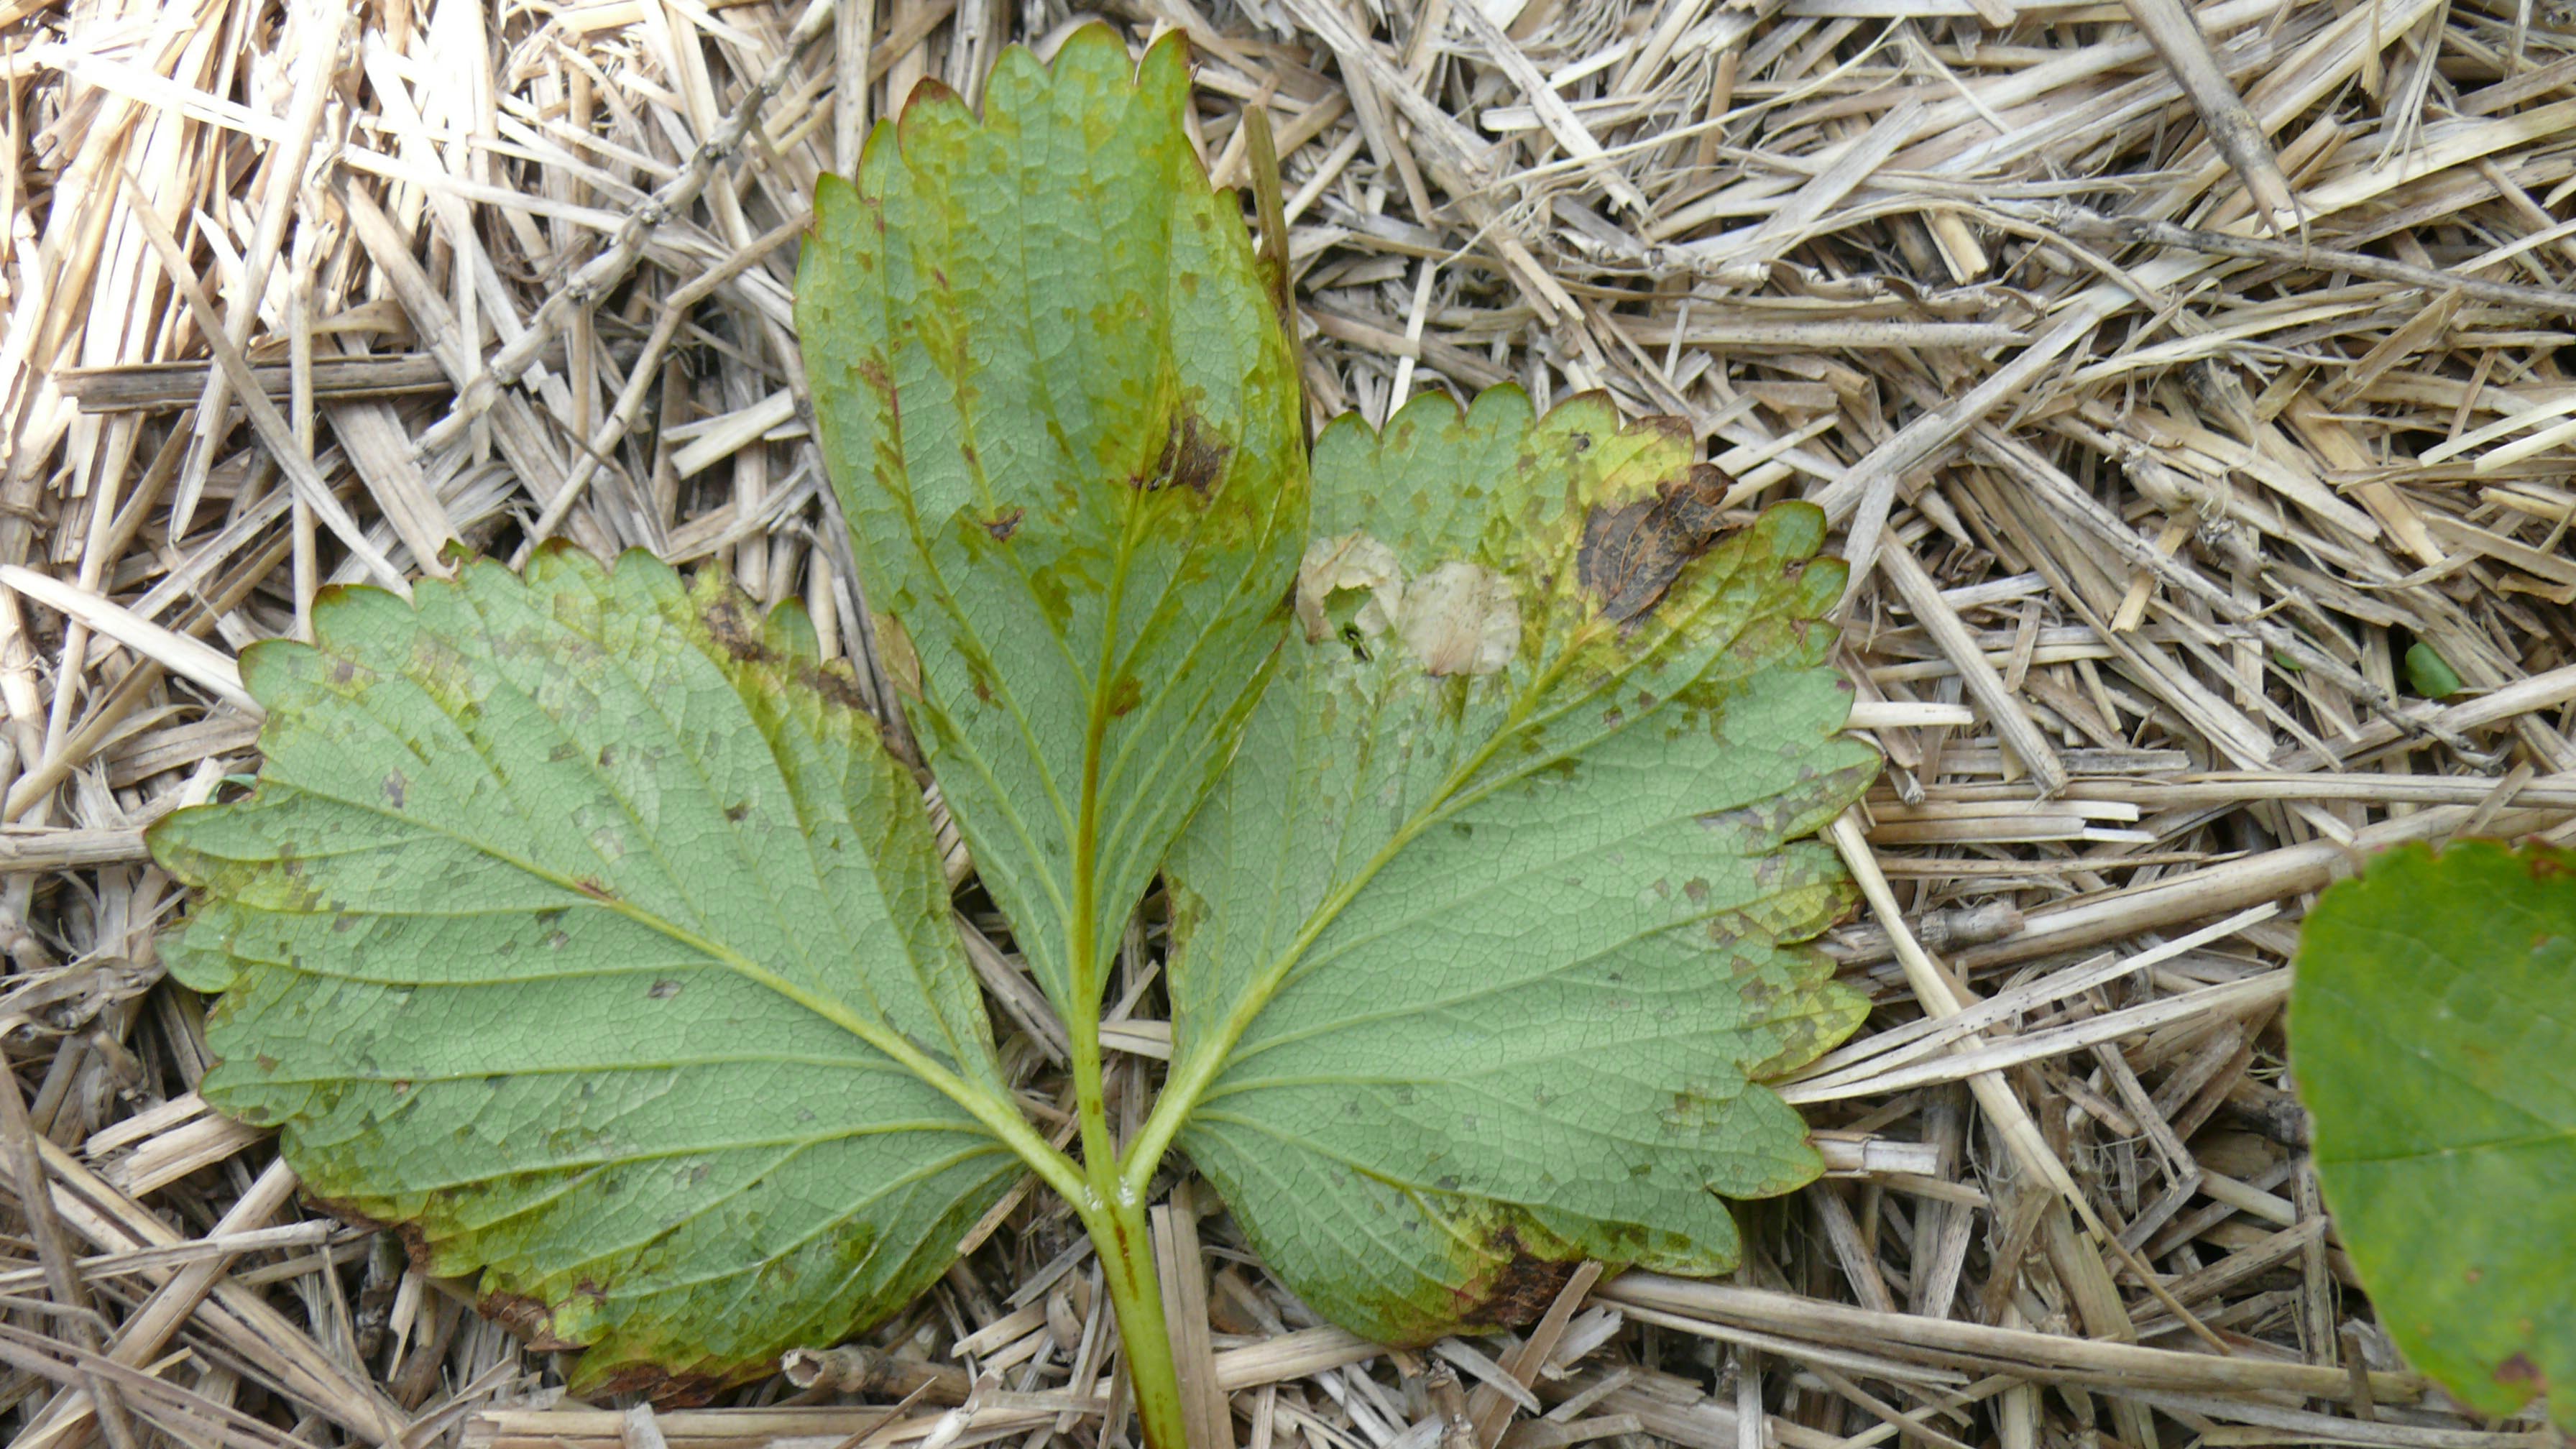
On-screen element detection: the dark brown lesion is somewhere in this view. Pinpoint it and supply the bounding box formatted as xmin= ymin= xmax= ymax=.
xmin=1576 ymin=464 xmax=1735 ymax=623
xmin=585 ymin=1361 xmax=725 ymax=1408
xmin=702 ymin=586 xmax=873 ymax=711
xmin=1138 ymin=410 xmax=1230 ymax=495
xmin=1449 ymin=1225 xmax=1581 ymax=1329
xmin=795 ymin=662 xmax=873 ymax=712
xmin=698 ymin=594 xmax=777 ymax=666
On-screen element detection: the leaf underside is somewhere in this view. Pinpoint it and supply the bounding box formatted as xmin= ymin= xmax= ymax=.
xmin=1165 ymin=387 xmax=1879 ymax=1346
xmin=796 ymin=27 xmax=1307 ymax=1016
xmin=150 ymin=551 xmax=1013 ymax=1398
xmin=155 ymin=33 xmax=1886 ymax=1397
xmin=2291 ymin=841 xmax=2575 ymax=1430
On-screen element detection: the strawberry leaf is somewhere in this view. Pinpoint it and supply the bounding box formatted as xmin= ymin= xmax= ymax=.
xmin=2292 ymin=840 xmax=2575 ymax=1430
xmin=150 ymin=552 xmax=1022 ymax=1397
xmin=796 ymin=28 xmax=1306 ymax=1017
xmin=1156 ymin=389 xmax=1878 ymax=1344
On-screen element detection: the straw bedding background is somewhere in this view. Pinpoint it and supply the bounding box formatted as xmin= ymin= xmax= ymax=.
xmin=0 ymin=0 xmax=2572 ymax=1444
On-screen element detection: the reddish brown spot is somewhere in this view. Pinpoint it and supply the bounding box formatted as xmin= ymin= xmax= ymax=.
xmin=2496 ymin=1354 xmax=2547 ymax=1392
xmin=984 ymin=506 xmax=1024 ymax=541
xmin=574 ymin=878 xmax=617 ymax=903
xmin=2530 ymin=852 xmax=2572 ymax=880
xmin=1138 ymin=411 xmax=1230 ymax=496
xmin=1578 ymin=464 xmax=1734 ymax=623
xmin=856 ymin=358 xmax=893 ymax=400
xmin=1107 ymin=675 xmax=1143 ymax=717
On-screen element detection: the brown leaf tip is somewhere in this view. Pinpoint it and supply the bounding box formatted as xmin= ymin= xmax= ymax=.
xmin=1578 ymin=464 xmax=1734 ymax=623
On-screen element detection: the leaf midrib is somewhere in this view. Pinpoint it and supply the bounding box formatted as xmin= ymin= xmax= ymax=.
xmin=1133 ymin=531 xmax=1797 ymax=1190
xmin=247 ymin=759 xmax=1042 ymax=1170
xmin=1236 ymin=541 xmax=1771 ymax=1008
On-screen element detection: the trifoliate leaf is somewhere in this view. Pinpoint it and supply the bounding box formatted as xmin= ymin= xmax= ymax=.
xmin=797 ymin=28 xmax=1306 ymax=1016
xmin=149 ymin=551 xmax=1019 ymax=1398
xmin=2292 ymin=840 xmax=2574 ymax=1430
xmin=1162 ymin=388 xmax=1878 ymax=1344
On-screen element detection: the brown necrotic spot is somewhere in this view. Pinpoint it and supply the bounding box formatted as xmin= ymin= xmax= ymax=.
xmin=1141 ymin=410 xmax=1230 ymax=495
xmin=983 ymin=505 xmax=1024 ymax=540
xmin=698 ymin=594 xmax=775 ymax=664
xmin=588 ymin=1362 xmax=724 ymax=1409
xmin=794 ymin=663 xmax=872 ymax=712
xmin=477 ymin=1289 xmax=576 ymax=1351
xmin=1452 ymin=1225 xmax=1580 ymax=1329
xmin=2496 ymin=1353 xmax=2547 ymax=1392
xmin=1577 ymin=464 xmax=1734 ymax=623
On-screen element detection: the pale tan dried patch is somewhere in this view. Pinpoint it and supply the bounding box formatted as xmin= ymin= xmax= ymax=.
xmin=1396 ymin=561 xmax=1518 ymax=676
xmin=1296 ymin=532 xmax=1404 ymax=643
xmin=875 ymin=612 xmax=922 ymax=696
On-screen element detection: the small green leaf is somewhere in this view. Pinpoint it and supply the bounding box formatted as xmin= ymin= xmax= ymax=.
xmin=797 ymin=29 xmax=1307 ymax=1016
xmin=1161 ymin=388 xmax=1878 ymax=1344
xmin=150 ymin=551 xmax=1019 ymax=1397
xmin=2292 ymin=840 xmax=2574 ymax=1430
xmin=2406 ymin=642 xmax=2463 ymax=699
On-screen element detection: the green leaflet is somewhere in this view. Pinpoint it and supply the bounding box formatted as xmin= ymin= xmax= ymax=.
xmin=1161 ymin=388 xmax=1878 ymax=1345
xmin=796 ymin=27 xmax=1307 ymax=1016
xmin=2292 ymin=841 xmax=2575 ymax=1430
xmin=149 ymin=552 xmax=1019 ymax=1397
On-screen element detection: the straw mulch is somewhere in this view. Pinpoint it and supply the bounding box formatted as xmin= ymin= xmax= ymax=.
xmin=1 ymin=0 xmax=2572 ymax=1445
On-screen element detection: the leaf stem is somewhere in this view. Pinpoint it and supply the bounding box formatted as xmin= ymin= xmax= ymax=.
xmin=1081 ymin=1171 xmax=1190 ymax=1449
